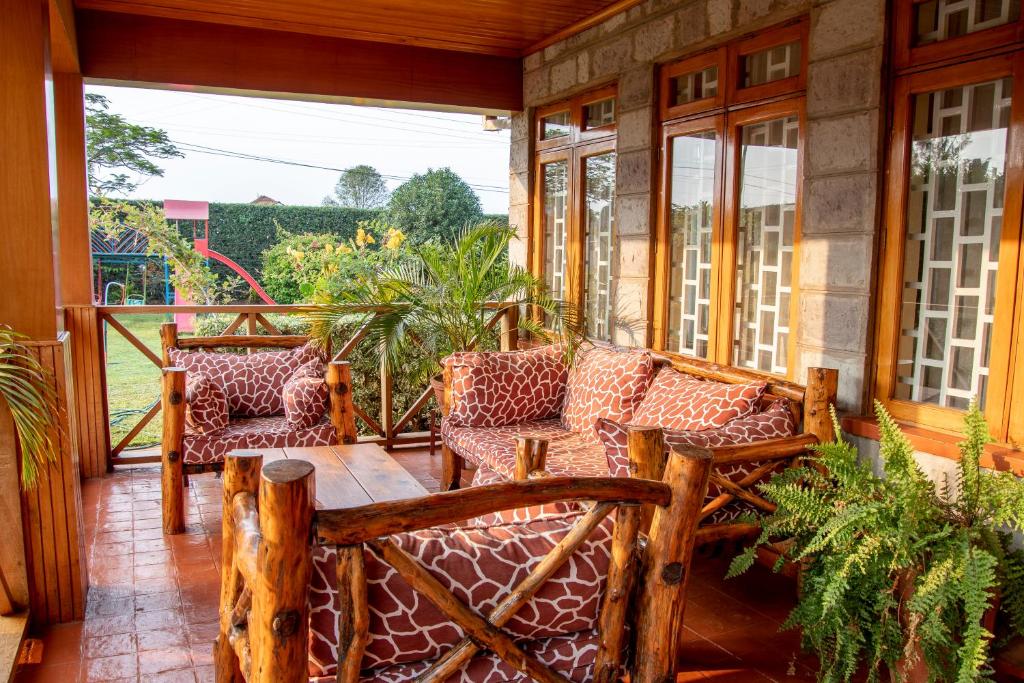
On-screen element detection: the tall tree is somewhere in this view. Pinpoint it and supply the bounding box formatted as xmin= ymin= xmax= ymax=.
xmin=85 ymin=93 xmax=183 ymax=196
xmin=323 ymin=164 xmax=390 ymax=209
xmin=386 ymin=167 xmax=482 ymax=244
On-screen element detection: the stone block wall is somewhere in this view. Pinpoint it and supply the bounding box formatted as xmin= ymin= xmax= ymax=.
xmin=508 ymin=0 xmax=887 ymax=412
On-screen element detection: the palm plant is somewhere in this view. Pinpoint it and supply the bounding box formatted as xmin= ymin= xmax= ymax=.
xmin=304 ymin=221 xmax=582 ymax=387
xmin=0 ymin=326 xmax=60 ymax=488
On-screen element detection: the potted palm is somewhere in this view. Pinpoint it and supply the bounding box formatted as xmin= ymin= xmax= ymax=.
xmin=304 ymin=221 xmax=581 ymax=405
xmin=728 ymin=402 xmax=1024 ymax=682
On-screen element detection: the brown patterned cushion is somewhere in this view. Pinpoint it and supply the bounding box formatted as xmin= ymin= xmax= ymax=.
xmin=464 ymin=465 xmax=582 ymax=526
xmin=630 ymin=367 xmax=765 ymax=431
xmin=444 ymin=345 xmax=568 ymax=428
xmin=168 ymin=342 xmax=321 ymax=417
xmin=182 ymin=415 xmax=334 ymax=465
xmin=184 ymin=373 xmax=228 ymax=434
xmin=559 ymin=346 xmax=654 ymax=443
xmin=308 ymin=512 xmax=612 ymax=676
xmin=283 ymin=360 xmax=328 ymax=429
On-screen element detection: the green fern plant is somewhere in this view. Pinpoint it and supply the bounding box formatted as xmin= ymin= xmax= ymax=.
xmin=0 ymin=326 xmax=60 ymax=487
xmin=728 ymin=401 xmax=1024 ymax=682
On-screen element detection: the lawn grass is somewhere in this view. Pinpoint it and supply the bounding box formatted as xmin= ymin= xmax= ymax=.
xmin=104 ymin=313 xmax=175 ymax=449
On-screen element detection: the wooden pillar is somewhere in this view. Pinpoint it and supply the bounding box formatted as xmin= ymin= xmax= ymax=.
xmin=215 ymin=451 xmax=262 ymax=683
xmin=803 ymin=367 xmax=840 ymax=443
xmin=514 ymin=436 xmax=548 ymax=480
xmin=161 ymin=367 xmax=186 ymax=534
xmin=628 ymin=426 xmax=666 ymax=531
xmin=633 ymin=444 xmax=713 ymax=683
xmin=250 ymin=460 xmax=315 ymax=683
xmin=55 ymin=72 xmax=90 ymax=308
xmin=499 ymin=305 xmax=519 ymax=351
xmin=326 ymin=361 xmax=358 ymax=445
xmin=593 ymin=502 xmax=642 ymax=682
xmin=380 ymin=355 xmax=393 ymax=449
xmin=160 ymin=322 xmax=179 ymax=366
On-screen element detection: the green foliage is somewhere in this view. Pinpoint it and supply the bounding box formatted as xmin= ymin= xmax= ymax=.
xmin=85 ymin=94 xmax=183 ymax=196
xmin=90 ymin=199 xmax=240 ymax=304
xmin=0 ymin=327 xmax=61 ymax=488
xmin=385 ymin=168 xmax=483 ymax=244
xmin=305 ymin=221 xmax=582 ymax=388
xmin=729 ymin=402 xmax=1024 ymax=682
xmin=323 ymin=165 xmax=390 ymax=209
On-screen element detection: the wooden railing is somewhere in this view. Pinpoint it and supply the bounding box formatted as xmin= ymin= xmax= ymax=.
xmin=92 ymin=304 xmax=518 ymax=467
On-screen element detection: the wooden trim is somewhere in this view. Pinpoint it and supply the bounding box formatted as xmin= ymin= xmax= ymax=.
xmin=658 ymin=49 xmax=727 ymax=122
xmin=177 ymin=334 xmax=309 ymax=349
xmin=893 ymin=0 xmax=1024 ymax=72
xmin=726 ymin=18 xmax=808 ymax=107
xmin=535 ymin=84 xmax=618 ymax=150
xmin=578 ymin=84 xmax=619 ymax=142
xmin=526 ymin=0 xmax=646 ymax=54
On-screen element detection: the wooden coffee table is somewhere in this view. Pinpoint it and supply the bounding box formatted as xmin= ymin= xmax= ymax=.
xmin=250 ymin=443 xmax=429 ymax=509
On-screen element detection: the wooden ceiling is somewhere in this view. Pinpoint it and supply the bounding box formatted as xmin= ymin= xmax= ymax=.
xmin=72 ymin=0 xmax=643 ymax=57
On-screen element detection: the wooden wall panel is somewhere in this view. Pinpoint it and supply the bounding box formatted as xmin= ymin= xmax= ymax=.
xmin=0 ymin=407 xmax=29 ymax=614
xmin=55 ymin=74 xmax=92 ymax=308
xmin=20 ymin=334 xmax=88 ymax=625
xmin=65 ymin=306 xmax=109 ymax=478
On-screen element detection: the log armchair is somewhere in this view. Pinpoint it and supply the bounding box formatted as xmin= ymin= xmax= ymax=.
xmin=214 ymin=438 xmax=714 ymax=683
xmin=158 ymin=322 xmax=358 ymax=534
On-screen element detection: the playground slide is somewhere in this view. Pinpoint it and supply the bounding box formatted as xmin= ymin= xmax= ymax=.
xmin=193 ymin=238 xmax=276 ymax=305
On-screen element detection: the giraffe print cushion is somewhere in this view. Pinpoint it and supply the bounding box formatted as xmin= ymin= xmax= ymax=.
xmin=559 ymin=346 xmax=654 ymax=443
xmin=309 ymin=628 xmax=602 ymax=682
xmin=283 ymin=360 xmax=328 ymax=429
xmin=464 ymin=464 xmax=583 ymax=526
xmin=183 ymin=373 xmax=229 ymax=434
xmin=441 ymin=418 xmax=609 ymax=480
xmin=307 ymin=512 xmax=613 ymax=675
xmin=443 ymin=345 xmax=568 ymax=428
xmin=182 ymin=415 xmax=335 ymax=465
xmin=168 ymin=342 xmax=321 ymax=417
xmin=629 ymin=366 xmax=766 ymax=431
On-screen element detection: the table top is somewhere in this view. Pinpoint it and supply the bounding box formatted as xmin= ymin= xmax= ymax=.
xmin=253 ymin=442 xmax=429 ymax=510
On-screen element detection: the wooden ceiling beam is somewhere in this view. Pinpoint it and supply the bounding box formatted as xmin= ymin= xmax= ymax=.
xmin=526 ymin=0 xmax=647 ymax=55
xmin=49 ymin=0 xmax=79 ymax=72
xmin=75 ymin=10 xmax=523 ymax=113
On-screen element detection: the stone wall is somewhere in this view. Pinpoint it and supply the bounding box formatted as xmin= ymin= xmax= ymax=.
xmin=509 ymin=0 xmax=887 ymax=412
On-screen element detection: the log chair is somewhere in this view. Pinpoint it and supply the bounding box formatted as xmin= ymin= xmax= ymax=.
xmin=159 ymin=322 xmax=357 ymax=535
xmin=215 ymin=432 xmax=714 ymax=683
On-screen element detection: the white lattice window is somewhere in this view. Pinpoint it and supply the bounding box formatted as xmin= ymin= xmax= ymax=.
xmin=895 ymin=77 xmax=1011 ymax=410
xmin=733 ymin=115 xmax=799 ymax=375
xmin=914 ymin=0 xmax=1020 ymax=45
xmin=668 ymin=131 xmax=716 ymax=358
xmin=584 ymin=153 xmax=615 ymax=341
xmin=542 ymin=161 xmax=569 ymax=302
xmin=742 ymin=42 xmax=801 ymax=87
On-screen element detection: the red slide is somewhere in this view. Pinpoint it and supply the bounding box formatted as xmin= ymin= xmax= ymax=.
xmin=194 ymin=238 xmax=276 ymax=304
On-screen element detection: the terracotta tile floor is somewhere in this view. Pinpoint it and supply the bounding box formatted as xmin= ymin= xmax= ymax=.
xmin=15 ymin=448 xmax=818 ymax=683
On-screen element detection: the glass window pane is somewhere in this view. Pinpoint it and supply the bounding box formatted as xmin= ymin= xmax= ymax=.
xmin=895 ymin=78 xmax=1010 ymax=410
xmin=542 ymin=111 xmax=571 ymax=140
xmin=667 ymin=130 xmax=717 ymax=357
xmin=671 ymin=66 xmax=719 ymax=106
xmin=733 ymin=115 xmax=799 ymax=375
xmin=542 ymin=161 xmax=569 ymax=303
xmin=914 ymin=0 xmax=1020 ymax=46
xmin=584 ymin=98 xmax=616 ymax=129
xmin=742 ymin=41 xmax=801 ymax=88
xmin=583 ymin=153 xmax=616 ymax=341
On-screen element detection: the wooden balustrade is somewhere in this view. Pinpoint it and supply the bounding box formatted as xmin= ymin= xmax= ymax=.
xmin=90 ymin=304 xmax=520 ymax=467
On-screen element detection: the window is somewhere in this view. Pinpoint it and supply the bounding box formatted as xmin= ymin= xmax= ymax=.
xmin=532 ymin=86 xmax=617 ymax=341
xmin=878 ymin=5 xmax=1024 ymax=441
xmin=654 ymin=20 xmax=806 ymax=379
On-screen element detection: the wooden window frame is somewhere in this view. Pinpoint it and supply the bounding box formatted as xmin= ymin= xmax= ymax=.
xmin=893 ymin=0 xmax=1024 ymax=72
xmin=535 ymin=104 xmax=575 ymax=153
xmin=874 ymin=52 xmax=1024 ymax=441
xmin=727 ymin=19 xmax=809 ymax=106
xmin=658 ymin=48 xmax=727 ymax=122
xmin=579 ymin=84 xmax=619 ymax=142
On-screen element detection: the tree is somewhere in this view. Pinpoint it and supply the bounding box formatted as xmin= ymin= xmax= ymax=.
xmin=322 ymin=164 xmax=390 ymax=209
xmin=385 ymin=168 xmax=483 ymax=244
xmin=85 ymin=93 xmax=183 ymax=196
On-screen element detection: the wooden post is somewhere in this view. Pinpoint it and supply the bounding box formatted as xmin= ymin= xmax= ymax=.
xmin=215 ymin=451 xmax=263 ymax=683
xmin=514 ymin=437 xmax=548 ymax=480
xmin=440 ymin=363 xmax=463 ymax=491
xmin=161 ymin=367 xmax=186 ymax=535
xmin=326 ymin=361 xmax=358 ymax=445
xmin=159 ymin=322 xmax=179 ymax=366
xmin=633 ymin=445 xmax=713 ymax=683
xmin=628 ymin=426 xmax=666 ymax=531
xmin=499 ymin=305 xmax=519 ymax=351
xmin=593 ymin=503 xmax=642 ymax=683
xmin=803 ymin=367 xmax=839 ymax=443
xmin=250 ymin=460 xmax=316 ymax=683
xmin=380 ymin=355 xmax=394 ymax=449
xmin=335 ymin=545 xmax=369 ymax=683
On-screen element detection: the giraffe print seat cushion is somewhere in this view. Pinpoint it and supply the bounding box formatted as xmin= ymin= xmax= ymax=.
xmin=183 ymin=372 xmax=229 ymax=434
xmin=595 ymin=400 xmax=797 ymax=523
xmin=629 ymin=366 xmax=766 ymax=431
xmin=283 ymin=359 xmax=329 ymax=429
xmin=308 ymin=511 xmax=613 ymax=676
xmin=168 ymin=342 xmax=322 ymax=417
xmin=309 ymin=628 xmax=602 ymax=682
xmin=182 ymin=415 xmax=335 ymax=465
xmin=559 ymin=346 xmax=655 ymax=443
xmin=441 ymin=418 xmax=609 ymax=480
xmin=464 ymin=464 xmax=583 ymax=526
xmin=443 ymin=345 xmax=568 ymax=428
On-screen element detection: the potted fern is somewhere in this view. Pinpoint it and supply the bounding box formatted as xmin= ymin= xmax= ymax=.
xmin=729 ymin=402 xmax=1024 ymax=682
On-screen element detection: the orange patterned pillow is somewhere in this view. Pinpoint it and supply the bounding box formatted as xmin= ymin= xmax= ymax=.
xmin=629 ymin=367 xmax=765 ymax=431
xmin=184 ymin=373 xmax=228 ymax=434
xmin=559 ymin=346 xmax=654 ymax=442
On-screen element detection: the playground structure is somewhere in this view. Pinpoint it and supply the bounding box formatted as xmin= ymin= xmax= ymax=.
xmin=91 ymin=218 xmax=173 ymax=306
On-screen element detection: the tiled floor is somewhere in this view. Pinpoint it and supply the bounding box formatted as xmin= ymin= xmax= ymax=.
xmin=15 ymin=448 xmax=817 ymax=682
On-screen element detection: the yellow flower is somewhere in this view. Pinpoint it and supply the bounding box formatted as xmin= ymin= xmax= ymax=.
xmin=355 ymin=227 xmax=369 ymax=247
xmin=292 ymin=249 xmax=305 ymax=262
xmin=338 ymin=243 xmax=353 ymax=255
xmin=324 ymin=242 xmax=334 ymax=254
xmin=384 ymin=228 xmax=405 ymax=250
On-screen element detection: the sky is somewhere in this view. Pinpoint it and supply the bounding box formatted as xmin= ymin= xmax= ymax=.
xmin=86 ymin=85 xmax=512 ymax=213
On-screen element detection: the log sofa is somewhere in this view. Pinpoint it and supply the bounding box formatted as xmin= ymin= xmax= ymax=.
xmin=440 ymin=343 xmax=838 ymax=544
xmin=215 ymin=435 xmax=714 ymax=683
xmin=158 ymin=322 xmax=358 ymax=534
